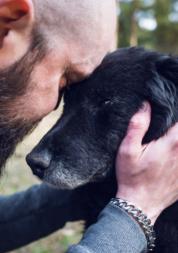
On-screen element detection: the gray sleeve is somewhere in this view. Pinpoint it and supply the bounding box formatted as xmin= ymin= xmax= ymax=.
xmin=0 ymin=183 xmax=86 ymax=253
xmin=67 ymin=203 xmax=147 ymax=253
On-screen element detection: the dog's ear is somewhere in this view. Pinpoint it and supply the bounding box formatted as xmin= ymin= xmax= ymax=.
xmin=156 ymin=56 xmax=178 ymax=83
xmin=144 ymin=56 xmax=178 ymax=142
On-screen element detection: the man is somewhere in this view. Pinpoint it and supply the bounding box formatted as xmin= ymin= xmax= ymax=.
xmin=0 ymin=1 xmax=178 ymax=252
xmin=0 ymin=0 xmax=116 ymax=169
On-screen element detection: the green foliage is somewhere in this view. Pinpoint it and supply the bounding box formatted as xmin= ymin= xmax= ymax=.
xmin=59 ymin=233 xmax=82 ymax=252
xmin=118 ymin=0 xmax=178 ymax=54
xmin=30 ymin=245 xmax=49 ymax=253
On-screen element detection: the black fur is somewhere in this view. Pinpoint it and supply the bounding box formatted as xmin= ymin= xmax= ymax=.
xmin=27 ymin=47 xmax=178 ymax=253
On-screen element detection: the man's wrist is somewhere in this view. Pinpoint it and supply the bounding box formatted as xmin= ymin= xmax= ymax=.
xmin=111 ymin=197 xmax=156 ymax=251
xmin=116 ymin=191 xmax=159 ymax=225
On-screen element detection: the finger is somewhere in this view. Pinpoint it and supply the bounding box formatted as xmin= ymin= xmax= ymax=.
xmin=141 ymin=122 xmax=178 ymax=159
xmin=120 ymin=102 xmax=151 ymax=154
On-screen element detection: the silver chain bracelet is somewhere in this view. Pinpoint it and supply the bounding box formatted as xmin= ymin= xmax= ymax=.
xmin=110 ymin=198 xmax=156 ymax=252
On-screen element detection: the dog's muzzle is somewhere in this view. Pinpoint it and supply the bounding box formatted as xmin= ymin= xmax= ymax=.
xmin=26 ymin=150 xmax=52 ymax=179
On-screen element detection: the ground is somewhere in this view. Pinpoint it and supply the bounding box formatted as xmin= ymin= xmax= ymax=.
xmin=0 ymin=105 xmax=82 ymax=253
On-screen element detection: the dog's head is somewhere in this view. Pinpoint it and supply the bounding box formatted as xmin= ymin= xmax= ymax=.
xmin=26 ymin=47 xmax=178 ymax=189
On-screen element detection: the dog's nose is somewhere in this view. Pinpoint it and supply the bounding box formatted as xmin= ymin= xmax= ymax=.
xmin=26 ymin=150 xmax=52 ymax=179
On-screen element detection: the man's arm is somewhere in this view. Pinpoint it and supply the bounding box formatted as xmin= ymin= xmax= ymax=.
xmin=0 ymin=183 xmax=85 ymax=253
xmin=2 ymin=103 xmax=178 ymax=253
xmin=67 ymin=203 xmax=147 ymax=253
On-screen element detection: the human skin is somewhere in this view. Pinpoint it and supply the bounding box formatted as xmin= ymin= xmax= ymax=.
xmin=116 ymin=102 xmax=178 ymax=224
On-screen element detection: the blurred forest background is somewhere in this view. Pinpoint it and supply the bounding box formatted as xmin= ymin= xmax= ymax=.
xmin=1 ymin=0 xmax=178 ymax=253
xmin=118 ymin=0 xmax=178 ymax=54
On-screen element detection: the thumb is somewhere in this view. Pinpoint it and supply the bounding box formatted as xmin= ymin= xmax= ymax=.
xmin=121 ymin=102 xmax=151 ymax=151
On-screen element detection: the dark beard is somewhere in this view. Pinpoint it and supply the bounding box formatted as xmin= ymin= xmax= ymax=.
xmin=0 ymin=28 xmax=46 ymax=174
xmin=0 ymin=119 xmax=39 ymax=174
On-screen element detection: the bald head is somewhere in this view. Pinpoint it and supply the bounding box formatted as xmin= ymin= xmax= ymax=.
xmin=34 ymin=0 xmax=117 ymax=78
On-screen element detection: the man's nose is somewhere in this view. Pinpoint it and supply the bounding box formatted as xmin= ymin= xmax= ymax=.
xmin=26 ymin=150 xmax=52 ymax=179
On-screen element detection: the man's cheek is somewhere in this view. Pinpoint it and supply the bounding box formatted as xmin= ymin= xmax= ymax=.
xmin=26 ymin=64 xmax=66 ymax=120
xmin=29 ymin=89 xmax=59 ymax=119
xmin=12 ymin=81 xmax=61 ymax=121
xmin=15 ymin=85 xmax=60 ymax=121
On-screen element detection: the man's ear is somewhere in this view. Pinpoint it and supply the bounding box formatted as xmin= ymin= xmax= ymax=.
xmin=0 ymin=0 xmax=34 ymax=68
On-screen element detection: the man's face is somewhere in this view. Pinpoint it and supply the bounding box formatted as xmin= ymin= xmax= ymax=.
xmin=0 ymin=0 xmax=116 ymax=173
xmin=0 ymin=26 xmax=80 ymax=173
xmin=0 ymin=29 xmax=44 ymax=171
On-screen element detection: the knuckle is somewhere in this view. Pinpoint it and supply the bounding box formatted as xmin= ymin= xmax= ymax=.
xmin=129 ymin=120 xmax=144 ymax=131
xmin=119 ymin=145 xmax=138 ymax=161
xmin=129 ymin=113 xmax=148 ymax=131
xmin=119 ymin=146 xmax=128 ymax=157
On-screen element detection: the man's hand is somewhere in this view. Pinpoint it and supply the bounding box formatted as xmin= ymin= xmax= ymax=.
xmin=116 ymin=102 xmax=178 ymax=224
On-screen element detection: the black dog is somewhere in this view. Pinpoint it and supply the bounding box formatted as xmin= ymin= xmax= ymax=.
xmin=27 ymin=47 xmax=178 ymax=253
